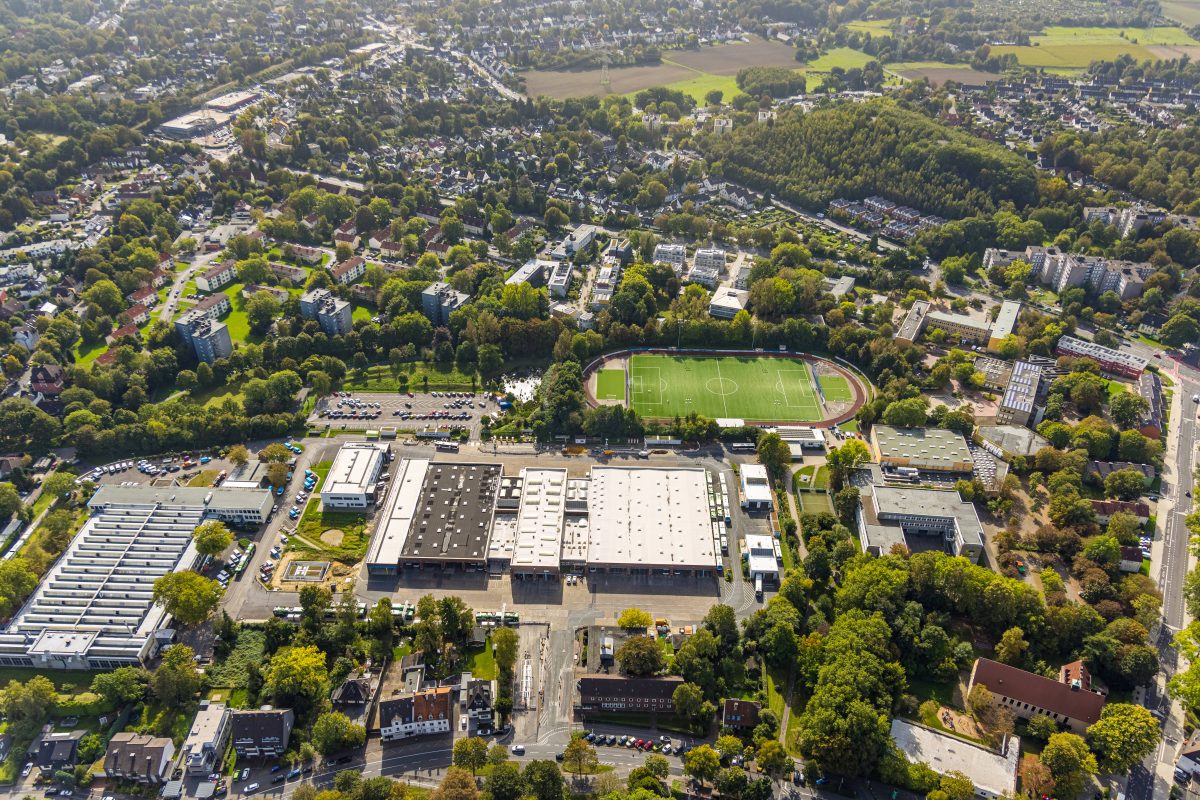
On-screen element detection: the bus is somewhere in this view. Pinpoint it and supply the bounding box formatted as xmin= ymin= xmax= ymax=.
xmin=233 ymin=543 xmax=256 ymax=576
xmin=754 ymin=574 xmax=763 ymax=601
xmin=729 ymin=442 xmax=756 ymax=452
xmin=435 ymin=441 xmax=461 ymax=453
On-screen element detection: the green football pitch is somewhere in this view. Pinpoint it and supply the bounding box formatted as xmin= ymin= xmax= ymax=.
xmin=595 ymin=369 xmax=626 ymax=401
xmin=628 ymin=354 xmax=824 ymax=422
xmin=819 ymin=374 xmax=853 ymax=402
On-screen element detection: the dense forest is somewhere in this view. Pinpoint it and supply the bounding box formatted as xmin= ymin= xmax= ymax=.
xmin=706 ymin=99 xmax=1041 ymax=218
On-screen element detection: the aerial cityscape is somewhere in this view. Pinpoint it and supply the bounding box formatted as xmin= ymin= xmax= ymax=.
xmin=2 ymin=0 xmax=1200 ymax=798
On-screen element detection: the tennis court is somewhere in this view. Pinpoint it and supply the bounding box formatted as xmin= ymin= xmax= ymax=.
xmin=819 ymin=374 xmax=854 ymax=402
xmin=628 ymin=354 xmax=823 ymax=422
xmin=595 ymin=369 xmax=626 ymax=401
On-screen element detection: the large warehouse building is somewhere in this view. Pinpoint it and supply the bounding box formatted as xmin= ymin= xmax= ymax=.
xmin=0 ymin=485 xmax=272 ymax=670
xmin=322 ymin=441 xmax=390 ymax=510
xmin=366 ymin=461 xmax=722 ymax=578
xmin=869 ymin=425 xmax=975 ymax=474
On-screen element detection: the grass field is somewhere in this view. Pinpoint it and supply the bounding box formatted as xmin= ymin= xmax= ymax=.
xmin=524 ymin=36 xmax=798 ymax=100
xmin=846 ymin=19 xmax=897 ymax=34
xmin=807 ymin=47 xmax=878 ymax=71
xmin=629 ymin=354 xmax=823 ymax=422
xmin=991 ymin=26 xmax=1199 ymax=67
xmin=596 ymin=369 xmax=626 ymax=401
xmin=819 ymin=374 xmax=853 ymax=402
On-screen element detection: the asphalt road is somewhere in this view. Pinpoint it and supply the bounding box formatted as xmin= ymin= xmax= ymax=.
xmin=1125 ymin=353 xmax=1200 ymax=800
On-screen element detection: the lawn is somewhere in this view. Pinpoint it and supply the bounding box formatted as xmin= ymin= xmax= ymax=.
xmin=657 ymin=72 xmax=745 ymax=105
xmin=73 ymin=337 xmax=108 ymax=368
xmin=1106 ymin=379 xmax=1130 ymax=400
xmin=629 ymin=354 xmax=823 ymax=422
xmin=292 ymin=503 xmax=369 ymax=564
xmin=466 ymin=639 xmax=497 ymax=680
xmin=793 ymin=465 xmax=830 ymax=491
xmin=344 ymin=362 xmax=481 ymax=392
xmin=595 ymin=369 xmax=626 ymax=401
xmin=188 ymin=469 xmax=220 ymax=487
xmin=0 ymin=667 xmax=97 ymax=693
xmin=845 ymin=18 xmax=897 ymax=34
xmin=352 ymin=305 xmax=373 ymax=323
xmin=310 ymin=459 xmax=333 ymax=492
xmin=765 ymin=666 xmax=787 ymax=718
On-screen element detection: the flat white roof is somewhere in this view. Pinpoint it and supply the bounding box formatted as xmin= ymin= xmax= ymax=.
xmin=586 ymin=467 xmax=717 ymax=569
xmin=740 ymin=464 xmax=773 ymax=504
xmin=325 ymin=441 xmax=387 ymax=497
xmin=991 ymin=300 xmax=1022 ymax=340
xmin=744 ymin=533 xmax=779 ymax=577
xmin=0 ymin=496 xmax=208 ymax=665
xmin=889 ymin=719 xmax=1018 ymax=798
xmin=512 ymin=469 xmax=567 ymax=572
xmin=367 ymin=458 xmax=429 ymax=566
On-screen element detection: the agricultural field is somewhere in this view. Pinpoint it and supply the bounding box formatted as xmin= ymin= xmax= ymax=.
xmin=888 ymin=64 xmax=1001 ymax=86
xmin=628 ymin=354 xmax=823 ymax=422
xmin=522 ymin=36 xmax=800 ymax=101
xmin=990 ymin=25 xmax=1200 ymax=67
xmin=1161 ymin=0 xmax=1200 ymax=26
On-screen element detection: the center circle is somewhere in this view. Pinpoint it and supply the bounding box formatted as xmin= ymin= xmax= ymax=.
xmin=706 ymin=377 xmax=738 ymax=396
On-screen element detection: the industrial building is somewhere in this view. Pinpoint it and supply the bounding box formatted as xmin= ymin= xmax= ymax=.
xmin=0 ymin=485 xmax=271 ymax=669
xmin=743 ymin=534 xmax=780 ymax=585
xmin=869 ymin=425 xmax=974 ymax=473
xmin=857 ymin=483 xmax=985 ymax=563
xmin=322 ymin=441 xmax=389 ymax=510
xmin=367 ymin=461 xmax=722 ymax=578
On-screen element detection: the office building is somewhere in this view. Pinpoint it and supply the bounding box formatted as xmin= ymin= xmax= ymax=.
xmin=857 ymin=483 xmax=985 ymax=563
xmin=709 ymin=286 xmax=748 ymax=319
xmin=322 ymin=441 xmax=389 ymax=510
xmin=739 ymin=464 xmax=773 ymax=511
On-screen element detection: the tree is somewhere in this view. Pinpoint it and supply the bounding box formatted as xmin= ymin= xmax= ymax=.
xmin=228 ymin=445 xmax=250 ymax=467
xmin=755 ymin=740 xmax=790 ymax=777
xmin=265 ymin=644 xmax=329 ymax=710
xmin=485 ymin=762 xmax=525 ymax=800
xmin=192 ymin=520 xmax=234 ymax=557
xmin=453 ymin=736 xmax=488 ymax=774
xmin=881 ymin=397 xmax=928 ymax=428
xmin=684 ymin=745 xmax=721 ymax=785
xmin=41 ymin=471 xmax=76 ymax=500
xmin=246 ymin=292 xmax=283 ymax=335
xmin=616 ymin=635 xmax=665 ymax=676
xmin=995 ymin=627 xmax=1029 ymax=666
xmin=756 ymin=433 xmax=791 ymax=481
xmin=1025 ymin=714 xmax=1059 ymax=742
xmin=0 ymin=483 xmax=21 ymax=519
xmin=825 ymin=439 xmax=870 ymax=488
xmin=1109 ymin=392 xmax=1149 ymax=429
xmin=311 ymin=711 xmax=366 ymax=755
xmin=562 ymin=737 xmax=598 ymax=775
xmin=1040 ymin=733 xmax=1097 ymax=799
xmin=493 ymin=627 xmax=519 ymax=674
xmin=1160 ymin=313 xmax=1200 ymax=348
xmin=618 ymin=607 xmax=653 ymax=629
xmin=432 ymin=767 xmax=478 ymax=800
xmin=1086 ymin=703 xmax=1160 ymax=773
xmin=152 ymin=645 xmax=200 ymax=705
xmin=936 ymin=772 xmax=974 ymax=800
xmin=91 ymin=666 xmax=150 ymax=705
xmin=152 ymin=571 xmax=223 ymax=625
xmin=715 ymin=768 xmax=748 ymax=799
xmin=1105 ymin=467 xmax=1147 ymax=501
xmin=714 ymin=735 xmax=745 ymax=761
xmin=672 ymin=682 xmax=706 ymax=721
xmin=524 ymin=760 xmax=564 ymax=800
xmin=0 ymin=675 xmax=57 ymax=723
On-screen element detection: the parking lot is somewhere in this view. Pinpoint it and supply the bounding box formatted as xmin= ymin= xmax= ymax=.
xmin=307 ymin=390 xmax=494 ymax=439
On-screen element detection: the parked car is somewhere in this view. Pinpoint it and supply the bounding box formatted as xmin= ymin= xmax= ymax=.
xmin=244 ymin=783 xmax=260 ymax=794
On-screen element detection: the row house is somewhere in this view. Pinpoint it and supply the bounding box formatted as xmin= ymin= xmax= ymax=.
xmin=379 ymin=687 xmax=453 ymax=742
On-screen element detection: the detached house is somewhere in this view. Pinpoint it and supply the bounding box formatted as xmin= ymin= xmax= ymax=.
xmin=30 ymin=364 xmax=65 ymax=396
xmin=103 ymin=733 xmax=175 ymax=784
xmin=379 ymin=687 xmax=453 ymax=742
xmin=722 ymin=699 xmax=760 ymax=731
